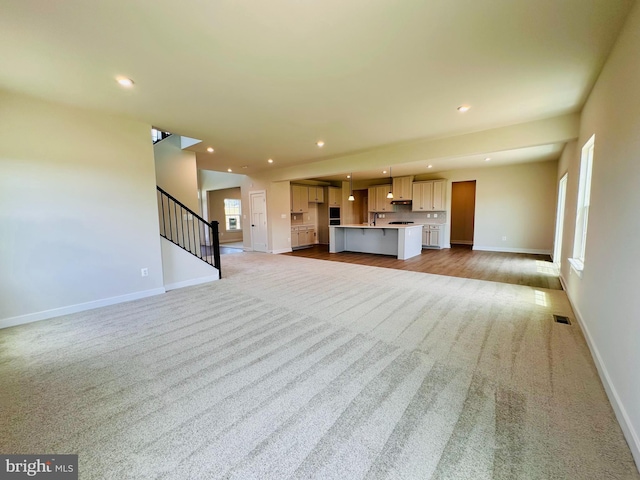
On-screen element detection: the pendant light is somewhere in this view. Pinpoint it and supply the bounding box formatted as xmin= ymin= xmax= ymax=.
xmin=386 ymin=167 xmax=394 ymax=199
xmin=348 ymin=173 xmax=355 ymax=201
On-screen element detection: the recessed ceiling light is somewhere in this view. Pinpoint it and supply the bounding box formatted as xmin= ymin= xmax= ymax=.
xmin=207 ymin=147 xmax=214 ymax=153
xmin=485 ymin=157 xmax=491 ymax=161
xmin=457 ymin=105 xmax=471 ymax=112
xmin=227 ymin=168 xmax=232 ymax=172
xmin=116 ymin=76 xmax=134 ymax=88
xmin=242 ymin=165 xmax=248 ymax=169
xmin=427 ymin=165 xmax=433 ymax=169
xmin=346 ymin=175 xmax=351 ymax=179
xmin=316 ymin=140 xmax=325 ymax=147
xmin=267 ymin=158 xmax=274 ymax=163
xmin=382 ymin=170 xmax=387 ymax=174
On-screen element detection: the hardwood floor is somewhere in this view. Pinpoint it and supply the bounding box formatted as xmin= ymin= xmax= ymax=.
xmin=283 ymin=244 xmax=562 ymax=290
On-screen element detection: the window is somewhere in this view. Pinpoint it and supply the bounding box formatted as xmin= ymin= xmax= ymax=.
xmin=224 ymin=199 xmax=242 ymax=231
xmin=570 ymin=134 xmax=595 ymax=274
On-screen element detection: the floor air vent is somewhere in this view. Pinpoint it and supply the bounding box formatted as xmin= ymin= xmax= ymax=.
xmin=554 ymin=315 xmax=571 ymax=325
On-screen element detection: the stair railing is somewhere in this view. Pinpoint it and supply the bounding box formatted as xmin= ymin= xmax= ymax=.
xmin=157 ymin=186 xmax=221 ymax=278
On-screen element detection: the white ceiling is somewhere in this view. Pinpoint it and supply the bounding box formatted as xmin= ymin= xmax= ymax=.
xmin=0 ymin=0 xmax=633 ymax=180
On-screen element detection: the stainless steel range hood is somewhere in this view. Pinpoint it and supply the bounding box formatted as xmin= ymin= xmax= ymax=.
xmin=390 ymin=199 xmax=412 ymax=205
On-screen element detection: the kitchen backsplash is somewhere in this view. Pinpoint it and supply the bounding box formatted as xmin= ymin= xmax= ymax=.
xmin=370 ymin=206 xmax=447 ymax=225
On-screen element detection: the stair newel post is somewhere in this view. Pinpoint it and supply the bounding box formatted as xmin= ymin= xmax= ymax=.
xmin=211 ymin=220 xmax=221 ymax=279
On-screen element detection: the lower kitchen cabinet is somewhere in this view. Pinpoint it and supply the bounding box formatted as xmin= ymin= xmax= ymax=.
xmin=422 ymin=224 xmax=444 ymax=249
xmin=291 ymin=226 xmax=316 ymax=248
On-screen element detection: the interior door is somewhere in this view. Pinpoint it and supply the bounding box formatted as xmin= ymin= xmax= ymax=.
xmin=250 ymin=191 xmax=267 ymax=252
xmin=450 ymin=180 xmax=476 ymax=246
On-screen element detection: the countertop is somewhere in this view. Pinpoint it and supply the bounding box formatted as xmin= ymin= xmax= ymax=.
xmin=332 ymin=224 xmax=424 ymax=229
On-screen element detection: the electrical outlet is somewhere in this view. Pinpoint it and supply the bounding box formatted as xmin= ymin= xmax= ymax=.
xmin=141 ymin=268 xmax=149 ymax=277
xmin=502 ymin=236 xmax=507 ymax=241
xmin=281 ymin=213 xmax=286 ymax=219
xmin=293 ymin=215 xmax=297 ymax=220
xmin=434 ymin=213 xmax=438 ymax=218
xmin=427 ymin=214 xmax=431 ymax=218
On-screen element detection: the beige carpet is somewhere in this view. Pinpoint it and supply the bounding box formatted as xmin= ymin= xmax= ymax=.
xmin=1 ymin=252 xmax=638 ymax=479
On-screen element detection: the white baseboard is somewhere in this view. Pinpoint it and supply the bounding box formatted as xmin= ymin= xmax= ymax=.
xmin=164 ymin=274 xmax=220 ymax=291
xmin=271 ymin=248 xmax=293 ymax=254
xmin=473 ymin=245 xmax=551 ymax=255
xmin=0 ymin=288 xmax=166 ymax=330
xmin=564 ymin=289 xmax=640 ymax=470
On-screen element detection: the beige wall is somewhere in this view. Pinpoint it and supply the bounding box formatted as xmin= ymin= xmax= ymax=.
xmin=199 ymin=170 xmax=244 ymax=221
xmin=558 ymin=2 xmax=640 ymax=465
xmin=240 ymin=176 xmax=292 ymax=253
xmin=154 ymin=135 xmax=199 ymax=212
xmin=0 ymin=90 xmax=164 ymax=325
xmin=416 ymin=160 xmax=558 ymax=253
xmin=207 ymin=187 xmax=243 ymax=244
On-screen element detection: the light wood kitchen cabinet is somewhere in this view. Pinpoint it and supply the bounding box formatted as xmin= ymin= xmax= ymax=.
xmin=291 ymin=226 xmax=316 ymax=248
xmin=412 ymin=180 xmax=446 ymax=211
xmin=368 ymin=184 xmax=394 ymax=212
xmin=422 ymin=225 xmax=443 ymax=249
xmin=308 ymin=186 xmax=325 ymax=203
xmin=291 ymin=184 xmax=309 ymax=213
xmin=432 ymin=180 xmax=445 ymax=210
xmin=392 ymin=176 xmax=413 ymax=201
xmin=327 ymin=187 xmax=341 ymax=206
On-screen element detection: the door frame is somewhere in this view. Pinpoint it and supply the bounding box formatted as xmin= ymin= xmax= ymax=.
xmin=249 ymin=190 xmax=268 ymax=252
xmin=553 ymin=173 xmax=568 ymax=265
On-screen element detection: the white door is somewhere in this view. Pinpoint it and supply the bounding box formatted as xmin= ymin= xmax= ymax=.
xmin=250 ymin=191 xmax=267 ymax=252
xmin=553 ymin=174 xmax=567 ymax=265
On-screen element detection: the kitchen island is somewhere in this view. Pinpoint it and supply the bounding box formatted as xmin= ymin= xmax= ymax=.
xmin=329 ymin=224 xmax=423 ymax=260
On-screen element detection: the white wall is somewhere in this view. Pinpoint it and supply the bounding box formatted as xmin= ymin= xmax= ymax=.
xmin=415 ymin=160 xmax=558 ymax=253
xmin=160 ymin=238 xmax=218 ymax=290
xmin=559 ymin=2 xmax=640 ymax=466
xmin=0 ymin=91 xmax=164 ymax=327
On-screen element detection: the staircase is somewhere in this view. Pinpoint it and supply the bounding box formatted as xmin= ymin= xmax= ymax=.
xmin=157 ymin=186 xmax=221 ymax=278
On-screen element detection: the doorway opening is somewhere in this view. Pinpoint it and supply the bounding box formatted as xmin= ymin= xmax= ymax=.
xmin=553 ymin=173 xmax=568 ymax=265
xmin=206 ymin=187 xmax=244 ymax=248
xmin=450 ymin=180 xmax=476 ymax=247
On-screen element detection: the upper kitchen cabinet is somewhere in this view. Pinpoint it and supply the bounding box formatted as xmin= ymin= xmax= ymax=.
xmin=308 ymin=186 xmax=325 ymax=203
xmin=368 ymin=184 xmax=395 ymax=212
xmin=392 ymin=176 xmax=413 ymax=201
xmin=291 ymin=184 xmax=309 ymax=213
xmin=327 ymin=186 xmax=341 ymax=206
xmin=412 ymin=179 xmax=446 ymax=211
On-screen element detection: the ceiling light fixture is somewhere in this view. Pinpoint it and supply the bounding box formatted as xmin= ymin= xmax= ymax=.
xmin=457 ymin=105 xmax=471 ymax=112
xmin=227 ymin=168 xmax=232 ymax=172
xmin=427 ymin=165 xmax=433 ymax=169
xmin=485 ymin=157 xmax=491 ymax=161
xmin=348 ymin=173 xmax=355 ymax=201
xmin=267 ymin=158 xmax=274 ymax=163
xmin=242 ymin=165 xmax=248 ymax=169
xmin=316 ymin=140 xmax=325 ymax=147
xmin=386 ymin=167 xmax=394 ymax=199
xmin=346 ymin=175 xmax=351 ymax=179
xmin=116 ymin=76 xmax=134 ymax=88
xmin=382 ymin=170 xmax=387 ymax=174
xmin=207 ymin=147 xmax=214 ymax=153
